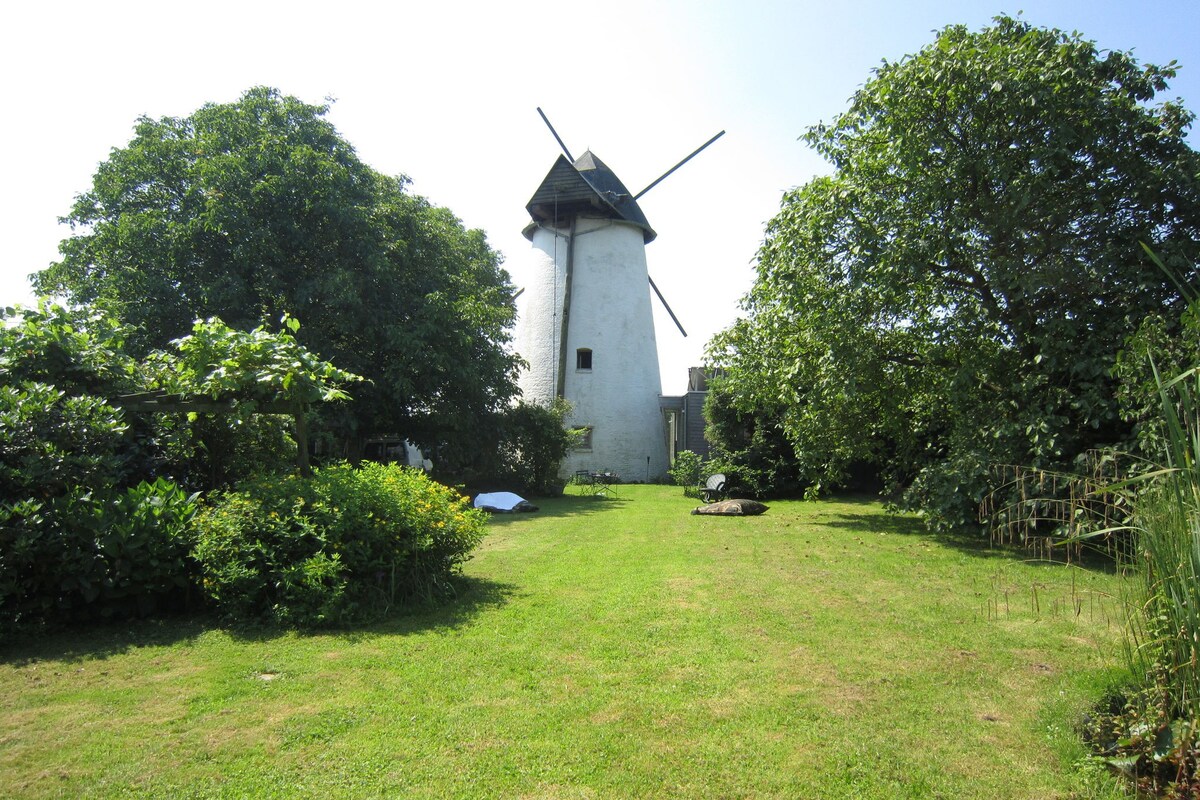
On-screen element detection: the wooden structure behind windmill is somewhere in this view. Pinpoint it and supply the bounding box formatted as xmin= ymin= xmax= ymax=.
xmin=514 ymin=110 xmax=722 ymax=483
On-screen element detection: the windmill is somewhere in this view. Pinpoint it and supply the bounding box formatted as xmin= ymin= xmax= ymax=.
xmin=513 ymin=108 xmax=723 ymax=483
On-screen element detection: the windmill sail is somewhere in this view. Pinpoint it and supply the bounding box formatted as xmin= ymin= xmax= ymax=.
xmin=648 ymin=276 xmax=687 ymax=337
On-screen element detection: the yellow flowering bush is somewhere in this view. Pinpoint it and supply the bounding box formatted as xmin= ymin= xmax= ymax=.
xmin=191 ymin=462 xmax=486 ymax=626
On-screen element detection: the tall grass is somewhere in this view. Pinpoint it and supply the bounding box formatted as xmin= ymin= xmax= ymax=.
xmin=1065 ymin=362 xmax=1200 ymax=794
xmin=1124 ymin=363 xmax=1200 ymax=730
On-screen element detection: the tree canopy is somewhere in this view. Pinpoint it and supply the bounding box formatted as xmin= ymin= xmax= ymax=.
xmin=708 ymin=16 xmax=1200 ymax=529
xmin=35 ymin=87 xmax=522 ymax=472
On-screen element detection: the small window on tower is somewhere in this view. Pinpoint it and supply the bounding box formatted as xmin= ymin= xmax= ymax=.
xmin=576 ymin=348 xmax=593 ymax=371
xmin=574 ymin=426 xmax=594 ymax=451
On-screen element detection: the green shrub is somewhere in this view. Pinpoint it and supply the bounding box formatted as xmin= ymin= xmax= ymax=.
xmin=702 ymin=382 xmax=810 ymax=498
xmin=168 ymin=412 xmax=298 ymax=491
xmin=0 ymin=382 xmax=130 ymax=498
xmin=0 ymin=304 xmax=168 ymax=493
xmin=0 ymin=478 xmax=199 ymax=625
xmin=668 ymin=450 xmax=704 ymax=488
xmin=0 ymin=303 xmax=140 ymax=396
xmin=0 ymin=313 xmax=204 ymax=627
xmin=495 ymin=399 xmax=578 ymax=495
xmin=668 ymin=450 xmax=710 ymax=498
xmin=191 ymin=462 xmax=487 ymax=626
xmin=448 ymin=399 xmax=578 ymax=495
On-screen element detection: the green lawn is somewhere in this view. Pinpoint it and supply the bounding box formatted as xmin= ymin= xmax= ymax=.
xmin=1 ymin=486 xmax=1130 ymax=798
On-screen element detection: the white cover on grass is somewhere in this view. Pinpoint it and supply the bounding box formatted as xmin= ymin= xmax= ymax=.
xmin=473 ymin=492 xmax=527 ymax=511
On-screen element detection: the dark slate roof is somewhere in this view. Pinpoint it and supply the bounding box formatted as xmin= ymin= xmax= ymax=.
xmin=523 ymin=151 xmax=657 ymax=243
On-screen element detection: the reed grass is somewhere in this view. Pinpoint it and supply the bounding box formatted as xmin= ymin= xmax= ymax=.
xmin=1123 ymin=364 xmax=1200 ymax=731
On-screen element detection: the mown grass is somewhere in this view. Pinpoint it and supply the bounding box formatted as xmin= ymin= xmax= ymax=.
xmin=1 ymin=487 xmax=1130 ymax=798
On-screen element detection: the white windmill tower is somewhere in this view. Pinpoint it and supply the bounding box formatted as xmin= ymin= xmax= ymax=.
xmin=514 ymin=109 xmax=723 ymax=483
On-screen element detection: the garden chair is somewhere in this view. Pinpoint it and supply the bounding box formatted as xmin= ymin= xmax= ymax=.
xmin=698 ymin=473 xmax=727 ymax=503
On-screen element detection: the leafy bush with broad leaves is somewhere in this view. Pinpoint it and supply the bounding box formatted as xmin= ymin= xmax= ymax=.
xmin=191 ymin=462 xmax=486 ymax=626
xmin=147 ymin=314 xmax=361 ymax=485
xmin=442 ymin=398 xmax=580 ymax=496
xmin=0 ymin=302 xmax=140 ymax=396
xmin=0 ymin=303 xmax=147 ymax=493
xmin=0 ymin=382 xmax=130 ymax=498
xmin=0 ymin=303 xmax=311 ymax=494
xmin=0 ymin=303 xmax=361 ymax=628
xmin=0 ymin=479 xmax=199 ymax=626
xmin=149 ymin=315 xmax=361 ymax=408
xmin=0 ymin=305 xmax=202 ymax=626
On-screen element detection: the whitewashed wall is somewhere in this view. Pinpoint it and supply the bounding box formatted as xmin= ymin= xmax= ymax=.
xmin=514 ymin=217 xmax=670 ymax=482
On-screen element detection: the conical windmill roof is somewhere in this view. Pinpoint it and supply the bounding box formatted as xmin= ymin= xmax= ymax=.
xmin=524 ymin=151 xmax=657 ymax=243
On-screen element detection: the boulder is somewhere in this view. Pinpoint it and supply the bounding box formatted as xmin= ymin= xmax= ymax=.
xmin=691 ymin=499 xmax=769 ymax=516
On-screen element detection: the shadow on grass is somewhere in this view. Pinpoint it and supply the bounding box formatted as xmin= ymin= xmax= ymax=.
xmin=480 ymin=493 xmax=631 ymax=527
xmin=817 ymin=495 xmax=1119 ymax=573
xmin=334 ymin=575 xmax=518 ymax=642
xmin=1 ymin=613 xmax=216 ymax=667
xmin=823 ymin=510 xmax=985 ymax=547
xmin=0 ymin=575 xmax=518 ymax=665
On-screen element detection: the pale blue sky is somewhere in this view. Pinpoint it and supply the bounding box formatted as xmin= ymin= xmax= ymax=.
xmin=2 ymin=0 xmax=1196 ymax=393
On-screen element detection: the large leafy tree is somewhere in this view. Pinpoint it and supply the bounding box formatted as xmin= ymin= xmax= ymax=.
xmin=709 ymin=16 xmax=1200 ymax=530
xmin=36 ymin=87 xmax=522 ymax=471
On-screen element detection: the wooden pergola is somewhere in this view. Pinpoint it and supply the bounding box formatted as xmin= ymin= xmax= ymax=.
xmin=112 ymin=390 xmax=315 ymax=476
